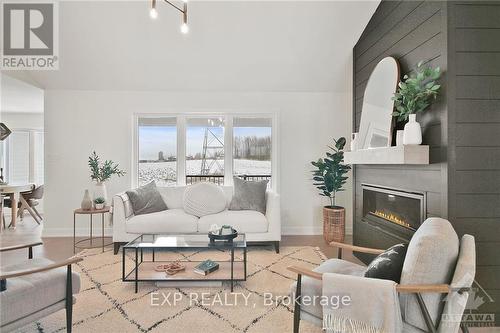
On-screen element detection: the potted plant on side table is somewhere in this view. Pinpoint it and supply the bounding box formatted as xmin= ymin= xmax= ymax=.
xmin=94 ymin=197 xmax=106 ymax=210
xmin=88 ymin=151 xmax=126 ymax=204
xmin=311 ymin=137 xmax=351 ymax=243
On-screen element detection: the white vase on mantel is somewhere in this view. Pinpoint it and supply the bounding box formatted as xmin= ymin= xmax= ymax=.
xmin=403 ymin=114 xmax=422 ymax=145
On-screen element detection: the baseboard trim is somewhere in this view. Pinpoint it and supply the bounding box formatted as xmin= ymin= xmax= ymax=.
xmin=43 ymin=227 xmax=113 ymax=237
xmin=282 ymin=226 xmax=353 ymax=236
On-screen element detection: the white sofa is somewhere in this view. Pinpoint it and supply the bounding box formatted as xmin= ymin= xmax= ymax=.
xmin=112 ymin=185 xmax=281 ymax=254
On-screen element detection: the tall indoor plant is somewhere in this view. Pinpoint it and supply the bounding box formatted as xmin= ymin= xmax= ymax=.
xmin=88 ymin=151 xmax=125 ymax=204
xmin=311 ymin=137 xmax=351 ymax=243
xmin=392 ymin=61 xmax=441 ymax=145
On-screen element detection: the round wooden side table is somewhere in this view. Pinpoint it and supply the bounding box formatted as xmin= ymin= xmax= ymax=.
xmin=73 ymin=206 xmax=113 ymax=253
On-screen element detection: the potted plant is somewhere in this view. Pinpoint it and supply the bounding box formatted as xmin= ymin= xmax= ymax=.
xmin=88 ymin=151 xmax=125 ymax=204
xmin=392 ymin=61 xmax=441 ymax=145
xmin=311 ymin=137 xmax=351 ymax=243
xmin=94 ymin=197 xmax=105 ymax=210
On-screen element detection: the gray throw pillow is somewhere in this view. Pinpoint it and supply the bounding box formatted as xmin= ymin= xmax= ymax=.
xmin=229 ymin=177 xmax=268 ymax=214
xmin=126 ymin=181 xmax=167 ymax=216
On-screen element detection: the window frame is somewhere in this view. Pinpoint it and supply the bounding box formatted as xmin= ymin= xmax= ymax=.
xmin=3 ymin=128 xmax=45 ymax=185
xmin=133 ymin=110 xmax=279 ymax=192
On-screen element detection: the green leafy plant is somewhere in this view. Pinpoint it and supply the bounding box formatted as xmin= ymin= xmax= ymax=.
xmin=392 ymin=61 xmax=441 ymax=122
xmin=311 ymin=137 xmax=351 ymax=208
xmin=94 ymin=197 xmax=105 ymax=204
xmin=88 ymin=151 xmax=125 ymax=182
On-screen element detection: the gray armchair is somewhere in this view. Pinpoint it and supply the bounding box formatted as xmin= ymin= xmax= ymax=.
xmin=0 ymin=242 xmax=82 ymax=332
xmin=288 ymin=218 xmax=476 ymax=333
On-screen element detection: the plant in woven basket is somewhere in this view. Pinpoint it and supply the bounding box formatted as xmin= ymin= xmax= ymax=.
xmin=311 ymin=137 xmax=351 ymax=208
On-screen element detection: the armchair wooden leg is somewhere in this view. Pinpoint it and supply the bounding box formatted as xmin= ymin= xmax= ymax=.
xmin=274 ymin=241 xmax=280 ymax=254
xmin=293 ymin=274 xmax=302 ymax=333
xmin=66 ymin=265 xmax=73 ymax=333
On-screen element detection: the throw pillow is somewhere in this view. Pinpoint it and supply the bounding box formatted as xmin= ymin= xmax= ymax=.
xmin=183 ymin=182 xmax=227 ymax=217
xmin=126 ymin=181 xmax=167 ymax=216
xmin=229 ymin=177 xmax=268 ymax=214
xmin=364 ymin=243 xmax=408 ymax=282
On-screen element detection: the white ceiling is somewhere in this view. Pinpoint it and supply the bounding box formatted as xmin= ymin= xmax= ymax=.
xmin=7 ymin=0 xmax=379 ymax=92
xmin=1 ymin=74 xmax=44 ymax=113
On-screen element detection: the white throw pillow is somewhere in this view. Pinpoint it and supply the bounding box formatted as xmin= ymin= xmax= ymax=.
xmin=183 ymin=182 xmax=227 ymax=217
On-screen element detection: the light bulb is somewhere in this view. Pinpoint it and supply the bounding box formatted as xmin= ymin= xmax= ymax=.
xmin=150 ymin=8 xmax=158 ymax=19
xmin=182 ymin=0 xmax=188 ymax=3
xmin=181 ymin=23 xmax=189 ymax=34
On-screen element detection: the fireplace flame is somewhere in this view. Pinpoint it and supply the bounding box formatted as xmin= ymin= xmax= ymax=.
xmin=370 ymin=210 xmax=413 ymax=230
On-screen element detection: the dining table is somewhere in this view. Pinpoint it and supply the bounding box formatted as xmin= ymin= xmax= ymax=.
xmin=0 ymin=183 xmax=35 ymax=229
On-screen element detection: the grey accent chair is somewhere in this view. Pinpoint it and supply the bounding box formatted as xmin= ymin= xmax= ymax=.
xmin=0 ymin=242 xmax=82 ymax=332
xmin=288 ymin=218 xmax=476 ymax=333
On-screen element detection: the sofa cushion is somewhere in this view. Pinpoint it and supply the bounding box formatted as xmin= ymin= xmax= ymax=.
xmin=126 ymin=209 xmax=198 ymax=234
xmin=229 ymin=177 xmax=268 ymax=214
xmin=158 ymin=186 xmax=186 ymax=209
xmin=183 ymin=183 xmax=227 ymax=217
xmin=198 ymin=210 xmax=268 ymax=233
xmin=126 ymin=181 xmax=167 ymax=215
xmin=399 ymin=218 xmax=459 ymax=331
xmin=0 ymin=258 xmax=81 ymax=327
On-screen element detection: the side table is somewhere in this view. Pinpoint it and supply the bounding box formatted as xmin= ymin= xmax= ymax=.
xmin=73 ymin=206 xmax=112 ymax=253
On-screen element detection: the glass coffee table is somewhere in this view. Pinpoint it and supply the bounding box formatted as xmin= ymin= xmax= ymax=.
xmin=122 ymin=233 xmax=247 ymax=293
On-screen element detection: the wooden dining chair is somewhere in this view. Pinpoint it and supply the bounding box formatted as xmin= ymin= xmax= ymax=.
xmin=4 ymin=185 xmax=44 ymax=225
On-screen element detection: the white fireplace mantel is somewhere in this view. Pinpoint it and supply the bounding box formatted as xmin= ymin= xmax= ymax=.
xmin=344 ymin=145 xmax=429 ymax=165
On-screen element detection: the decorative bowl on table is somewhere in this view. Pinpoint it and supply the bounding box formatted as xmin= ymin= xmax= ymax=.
xmin=208 ymin=225 xmax=238 ymax=243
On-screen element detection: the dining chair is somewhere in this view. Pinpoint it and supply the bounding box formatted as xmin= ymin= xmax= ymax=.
xmin=18 ymin=185 xmax=44 ymax=224
xmin=0 ymin=242 xmax=82 ymax=332
xmin=0 ymin=194 xmax=6 ymax=231
xmin=288 ymin=218 xmax=476 ymax=333
xmin=4 ymin=185 xmax=44 ymax=225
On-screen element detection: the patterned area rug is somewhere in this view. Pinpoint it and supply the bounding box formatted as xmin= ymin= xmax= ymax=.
xmin=17 ymin=246 xmax=326 ymax=333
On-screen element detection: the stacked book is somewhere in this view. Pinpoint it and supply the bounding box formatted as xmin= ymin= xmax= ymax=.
xmin=194 ymin=260 xmax=219 ymax=276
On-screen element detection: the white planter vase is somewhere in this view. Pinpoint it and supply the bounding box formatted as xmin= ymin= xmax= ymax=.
xmin=403 ymin=114 xmax=422 ymax=145
xmin=93 ymin=181 xmax=108 ymax=204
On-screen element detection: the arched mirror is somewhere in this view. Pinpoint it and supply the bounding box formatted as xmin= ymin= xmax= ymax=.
xmin=357 ymin=57 xmax=400 ymax=149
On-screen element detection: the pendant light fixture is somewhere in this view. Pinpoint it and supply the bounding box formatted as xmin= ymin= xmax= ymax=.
xmin=150 ymin=0 xmax=189 ymax=34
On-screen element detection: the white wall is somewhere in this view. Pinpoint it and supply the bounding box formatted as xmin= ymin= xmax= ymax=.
xmin=1 ymin=112 xmax=44 ymax=130
xmin=43 ymin=90 xmax=353 ymax=237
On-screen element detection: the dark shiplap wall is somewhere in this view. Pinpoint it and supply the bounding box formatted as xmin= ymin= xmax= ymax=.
xmin=354 ymin=0 xmax=500 ymax=324
xmin=448 ymin=1 xmax=500 ymax=323
xmin=353 ymin=0 xmax=448 ymax=251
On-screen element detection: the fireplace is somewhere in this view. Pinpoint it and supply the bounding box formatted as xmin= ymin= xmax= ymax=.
xmin=354 ymin=184 xmax=426 ymax=263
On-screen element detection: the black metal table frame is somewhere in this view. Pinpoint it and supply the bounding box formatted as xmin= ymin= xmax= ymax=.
xmin=122 ymin=236 xmax=247 ymax=293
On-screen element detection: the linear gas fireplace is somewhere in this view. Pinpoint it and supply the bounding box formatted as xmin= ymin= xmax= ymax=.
xmin=361 ymin=184 xmax=426 ymax=242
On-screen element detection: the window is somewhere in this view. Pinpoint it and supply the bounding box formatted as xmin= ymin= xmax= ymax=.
xmin=4 ymin=130 xmax=44 ymax=185
xmin=186 ymin=117 xmax=225 ymax=185
xmin=233 ymin=117 xmax=272 ymax=183
xmin=135 ymin=114 xmax=275 ymax=188
xmin=138 ymin=117 xmax=177 ymax=186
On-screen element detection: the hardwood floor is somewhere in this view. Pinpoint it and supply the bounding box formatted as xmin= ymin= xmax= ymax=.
xmin=0 ymin=216 xmax=362 ymax=265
